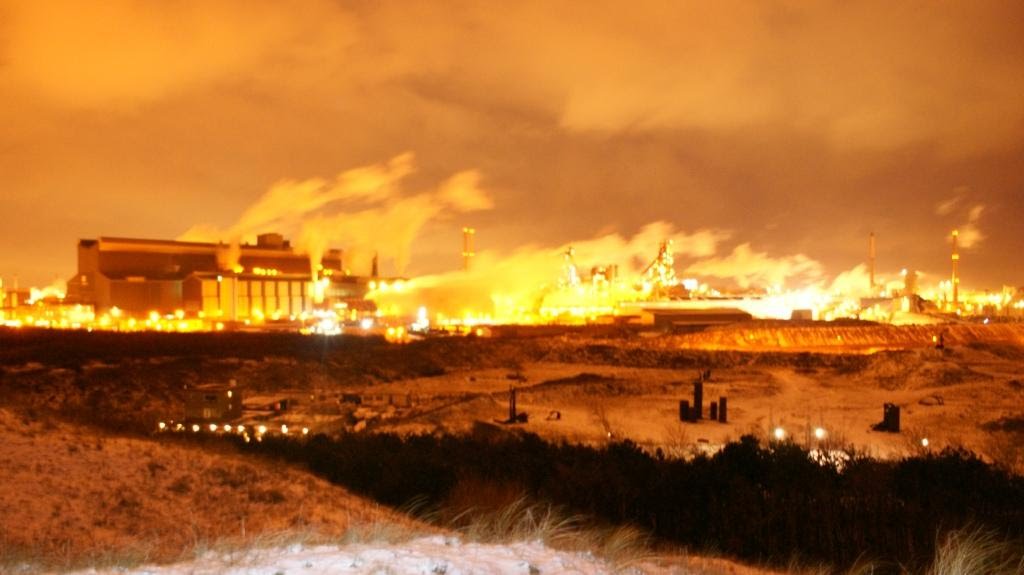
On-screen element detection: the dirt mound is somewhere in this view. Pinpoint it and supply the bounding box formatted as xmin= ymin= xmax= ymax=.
xmin=668 ymin=322 xmax=1024 ymax=352
xmin=981 ymin=416 xmax=1024 ymax=433
xmin=0 ymin=409 xmax=412 ymax=567
xmin=529 ymin=372 xmax=624 ymax=392
xmin=848 ymin=349 xmax=990 ymax=390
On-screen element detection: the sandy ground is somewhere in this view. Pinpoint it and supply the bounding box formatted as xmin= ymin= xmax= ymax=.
xmin=1 ymin=326 xmax=1021 ymax=573
xmin=0 ymin=409 xmax=413 ymax=568
xmin=0 ymin=408 xmax=783 ymax=575
xmin=360 ymin=343 xmax=1024 ymax=463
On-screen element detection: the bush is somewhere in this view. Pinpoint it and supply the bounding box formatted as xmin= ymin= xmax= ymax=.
xmin=228 ymin=431 xmax=1024 ymax=571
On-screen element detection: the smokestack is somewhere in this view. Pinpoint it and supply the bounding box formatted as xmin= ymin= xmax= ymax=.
xmin=869 ymin=232 xmax=876 ymax=292
xmin=951 ymin=229 xmax=960 ymax=309
xmin=371 ymin=252 xmax=379 ymax=278
xmin=462 ymin=227 xmax=476 ymax=271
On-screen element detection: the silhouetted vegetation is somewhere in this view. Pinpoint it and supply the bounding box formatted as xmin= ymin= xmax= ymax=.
xmin=233 ymin=430 xmax=1024 ymax=572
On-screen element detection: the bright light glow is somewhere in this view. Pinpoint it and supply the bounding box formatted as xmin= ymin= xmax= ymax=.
xmin=281 ymin=424 xmax=289 ymax=434
xmin=302 ymin=427 xmax=309 ymax=435
xmin=360 ymin=318 xmax=373 ymax=330
xmin=257 ymin=425 xmax=267 ymax=435
xmin=208 ymin=423 xmax=218 ymax=432
xmin=814 ymin=427 xmax=826 ymax=440
xmin=773 ymin=427 xmax=786 ymax=440
xmin=158 ymin=421 xmax=166 ymax=430
xmin=921 ymin=438 xmax=930 ymax=447
xmin=411 ymin=306 xmax=430 ymax=333
xmin=192 ymin=424 xmax=200 ymax=432
xmin=223 ymin=424 xmax=232 ymax=432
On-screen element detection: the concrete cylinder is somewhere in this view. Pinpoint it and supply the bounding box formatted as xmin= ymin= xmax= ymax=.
xmin=883 ymin=403 xmax=900 ymax=432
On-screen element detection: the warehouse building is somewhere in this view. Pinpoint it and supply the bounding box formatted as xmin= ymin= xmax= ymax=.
xmin=66 ymin=233 xmax=374 ymax=318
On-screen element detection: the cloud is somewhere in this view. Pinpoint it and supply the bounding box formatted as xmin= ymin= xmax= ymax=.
xmin=1 ymin=0 xmax=354 ymax=107
xmin=5 ymin=2 xmax=1022 ymax=155
xmin=357 ymin=2 xmax=1024 ymax=155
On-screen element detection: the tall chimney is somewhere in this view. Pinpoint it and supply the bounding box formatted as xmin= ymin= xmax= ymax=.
xmin=869 ymin=232 xmax=876 ymax=292
xmin=371 ymin=252 xmax=379 ymax=278
xmin=951 ymin=229 xmax=960 ymax=309
xmin=462 ymin=227 xmax=476 ymax=271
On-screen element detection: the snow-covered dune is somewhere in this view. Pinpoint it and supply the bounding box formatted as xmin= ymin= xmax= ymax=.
xmin=73 ymin=537 xmax=621 ymax=575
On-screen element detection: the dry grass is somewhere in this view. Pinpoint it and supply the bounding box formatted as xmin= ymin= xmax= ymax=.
xmin=429 ymin=494 xmax=654 ymax=570
xmin=780 ymin=527 xmax=1024 ymax=575
xmin=0 ymin=408 xmax=415 ymax=572
xmin=928 ymin=527 xmax=1024 ymax=575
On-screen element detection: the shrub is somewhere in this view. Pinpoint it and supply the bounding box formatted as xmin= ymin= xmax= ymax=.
xmin=226 ymin=431 xmax=1024 ymax=571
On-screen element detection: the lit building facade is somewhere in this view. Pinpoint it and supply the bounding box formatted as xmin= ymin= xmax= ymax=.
xmin=67 ymin=233 xmax=373 ymax=319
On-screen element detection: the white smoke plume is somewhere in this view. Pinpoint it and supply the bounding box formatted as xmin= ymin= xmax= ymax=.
xmin=179 ymin=153 xmax=492 ymax=274
xmin=957 ymin=204 xmax=985 ymax=249
xmin=935 ymin=186 xmax=968 ymax=216
xmin=684 ymin=243 xmax=823 ymax=290
xmin=371 ymin=222 xmax=731 ymax=318
xmin=935 ymin=187 xmax=985 ymax=250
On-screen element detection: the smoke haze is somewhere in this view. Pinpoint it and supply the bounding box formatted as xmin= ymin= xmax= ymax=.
xmin=1 ymin=1 xmax=1022 ymax=287
xmin=179 ymin=154 xmax=492 ymax=274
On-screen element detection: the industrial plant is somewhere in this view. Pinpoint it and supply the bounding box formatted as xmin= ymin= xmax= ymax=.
xmin=1 ymin=227 xmax=1023 ymax=336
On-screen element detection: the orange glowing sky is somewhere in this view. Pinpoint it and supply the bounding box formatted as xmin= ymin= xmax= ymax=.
xmin=1 ymin=1 xmax=1022 ymax=288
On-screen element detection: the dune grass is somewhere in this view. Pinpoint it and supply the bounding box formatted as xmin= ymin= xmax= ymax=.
xmin=928 ymin=527 xmax=1024 ymax=575
xmin=8 ymin=507 xmax=1023 ymax=574
xmin=439 ymin=496 xmax=655 ymax=569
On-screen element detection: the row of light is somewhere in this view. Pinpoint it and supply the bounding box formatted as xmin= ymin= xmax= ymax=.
xmin=158 ymin=421 xmax=309 ymax=440
xmin=771 ymin=426 xmax=827 ymax=441
xmin=368 ymin=280 xmax=406 ymax=292
xmin=772 ymin=425 xmax=929 ymax=448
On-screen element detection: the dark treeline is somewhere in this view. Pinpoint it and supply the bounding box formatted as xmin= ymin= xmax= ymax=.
xmin=233 ymin=430 xmax=1024 ymax=571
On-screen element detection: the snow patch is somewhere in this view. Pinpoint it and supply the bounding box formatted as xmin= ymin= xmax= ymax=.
xmin=73 ymin=536 xmax=616 ymax=574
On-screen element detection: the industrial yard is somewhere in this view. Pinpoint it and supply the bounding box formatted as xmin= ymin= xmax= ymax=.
xmin=3 ymin=324 xmax=1022 ymax=469
xmin=2 ymin=321 xmax=1023 ymax=572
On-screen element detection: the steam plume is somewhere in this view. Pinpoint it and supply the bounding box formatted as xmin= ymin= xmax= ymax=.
xmin=684 ymin=243 xmax=823 ymax=289
xmin=179 ymin=153 xmax=492 ymax=274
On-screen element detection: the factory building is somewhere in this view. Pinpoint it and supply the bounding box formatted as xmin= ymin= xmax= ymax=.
xmin=66 ymin=233 xmax=375 ymax=318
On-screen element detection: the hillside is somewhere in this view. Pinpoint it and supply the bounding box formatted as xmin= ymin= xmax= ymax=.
xmin=0 ymin=409 xmax=413 ymax=570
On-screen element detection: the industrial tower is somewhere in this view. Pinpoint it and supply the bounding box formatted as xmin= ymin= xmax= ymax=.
xmin=951 ymin=229 xmax=960 ymax=309
xmin=869 ymin=232 xmax=876 ymax=292
xmin=462 ymin=227 xmax=475 ymax=271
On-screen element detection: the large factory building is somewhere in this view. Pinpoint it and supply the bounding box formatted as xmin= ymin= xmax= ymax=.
xmin=66 ymin=233 xmax=374 ymax=319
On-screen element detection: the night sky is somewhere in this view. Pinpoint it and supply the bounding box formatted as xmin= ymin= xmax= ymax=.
xmin=2 ymin=1 xmax=1022 ymax=289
